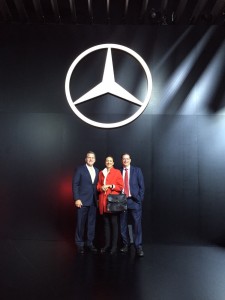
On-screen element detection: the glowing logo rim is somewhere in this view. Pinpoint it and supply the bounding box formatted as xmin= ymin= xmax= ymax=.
xmin=65 ymin=44 xmax=152 ymax=128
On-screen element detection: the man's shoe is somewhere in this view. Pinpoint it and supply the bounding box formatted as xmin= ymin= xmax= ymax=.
xmin=87 ymin=245 xmax=98 ymax=253
xmin=136 ymin=247 xmax=144 ymax=257
xmin=110 ymin=247 xmax=117 ymax=255
xmin=120 ymin=245 xmax=129 ymax=253
xmin=100 ymin=246 xmax=110 ymax=254
xmin=77 ymin=247 xmax=85 ymax=254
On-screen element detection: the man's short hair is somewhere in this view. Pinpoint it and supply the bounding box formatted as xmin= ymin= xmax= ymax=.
xmin=121 ymin=153 xmax=131 ymax=159
xmin=86 ymin=151 xmax=96 ymax=158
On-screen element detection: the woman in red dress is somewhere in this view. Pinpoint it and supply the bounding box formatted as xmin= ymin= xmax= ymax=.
xmin=97 ymin=156 xmax=124 ymax=254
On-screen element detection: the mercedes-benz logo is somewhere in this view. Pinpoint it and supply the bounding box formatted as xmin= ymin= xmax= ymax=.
xmin=65 ymin=44 xmax=152 ymax=128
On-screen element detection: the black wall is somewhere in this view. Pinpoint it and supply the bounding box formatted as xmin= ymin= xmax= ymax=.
xmin=0 ymin=24 xmax=225 ymax=245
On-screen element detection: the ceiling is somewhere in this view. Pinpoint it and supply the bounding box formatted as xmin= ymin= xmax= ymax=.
xmin=0 ymin=0 xmax=224 ymax=25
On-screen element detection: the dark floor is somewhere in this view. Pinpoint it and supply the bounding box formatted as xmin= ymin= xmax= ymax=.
xmin=1 ymin=239 xmax=225 ymax=300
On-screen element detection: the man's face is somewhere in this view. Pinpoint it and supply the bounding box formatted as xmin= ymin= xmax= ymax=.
xmin=122 ymin=155 xmax=131 ymax=167
xmin=86 ymin=153 xmax=96 ymax=167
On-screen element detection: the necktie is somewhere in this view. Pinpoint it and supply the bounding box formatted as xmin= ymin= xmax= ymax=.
xmin=124 ymin=168 xmax=129 ymax=197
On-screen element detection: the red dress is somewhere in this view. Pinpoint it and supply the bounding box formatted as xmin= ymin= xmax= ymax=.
xmin=97 ymin=167 xmax=124 ymax=215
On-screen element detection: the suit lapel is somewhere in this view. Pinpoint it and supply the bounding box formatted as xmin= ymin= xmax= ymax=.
xmin=94 ymin=167 xmax=98 ymax=184
xmin=84 ymin=165 xmax=92 ymax=183
xmin=129 ymin=165 xmax=134 ymax=180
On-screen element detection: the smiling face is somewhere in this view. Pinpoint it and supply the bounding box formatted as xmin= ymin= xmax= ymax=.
xmin=85 ymin=152 xmax=96 ymax=167
xmin=122 ymin=154 xmax=131 ymax=168
xmin=105 ymin=156 xmax=114 ymax=170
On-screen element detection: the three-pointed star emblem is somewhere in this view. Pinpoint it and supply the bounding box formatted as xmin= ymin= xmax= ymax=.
xmin=65 ymin=44 xmax=152 ymax=128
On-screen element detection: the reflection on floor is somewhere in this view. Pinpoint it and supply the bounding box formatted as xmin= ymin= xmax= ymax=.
xmin=1 ymin=239 xmax=225 ymax=300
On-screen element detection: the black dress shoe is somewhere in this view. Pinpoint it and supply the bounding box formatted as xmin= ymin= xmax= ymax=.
xmin=87 ymin=245 xmax=98 ymax=253
xmin=77 ymin=247 xmax=85 ymax=254
xmin=100 ymin=246 xmax=110 ymax=254
xmin=110 ymin=247 xmax=117 ymax=255
xmin=136 ymin=247 xmax=144 ymax=257
xmin=120 ymin=245 xmax=128 ymax=253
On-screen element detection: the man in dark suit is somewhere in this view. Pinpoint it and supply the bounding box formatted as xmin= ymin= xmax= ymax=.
xmin=72 ymin=151 xmax=99 ymax=254
xmin=120 ymin=153 xmax=145 ymax=257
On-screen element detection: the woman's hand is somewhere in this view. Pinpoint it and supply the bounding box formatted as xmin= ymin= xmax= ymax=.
xmin=101 ymin=185 xmax=111 ymax=192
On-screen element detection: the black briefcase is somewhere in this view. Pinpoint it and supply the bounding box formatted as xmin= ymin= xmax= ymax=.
xmin=106 ymin=194 xmax=127 ymax=213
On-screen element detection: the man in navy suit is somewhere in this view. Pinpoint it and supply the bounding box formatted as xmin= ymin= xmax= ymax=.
xmin=120 ymin=153 xmax=145 ymax=257
xmin=72 ymin=151 xmax=99 ymax=254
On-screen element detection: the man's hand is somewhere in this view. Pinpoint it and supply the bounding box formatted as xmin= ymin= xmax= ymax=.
xmin=75 ymin=199 xmax=83 ymax=208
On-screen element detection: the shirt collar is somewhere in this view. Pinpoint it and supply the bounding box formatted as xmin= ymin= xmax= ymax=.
xmin=86 ymin=164 xmax=94 ymax=169
xmin=124 ymin=166 xmax=130 ymax=170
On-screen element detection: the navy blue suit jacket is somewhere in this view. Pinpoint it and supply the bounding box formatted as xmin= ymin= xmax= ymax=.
xmin=121 ymin=165 xmax=145 ymax=203
xmin=72 ymin=165 xmax=99 ymax=206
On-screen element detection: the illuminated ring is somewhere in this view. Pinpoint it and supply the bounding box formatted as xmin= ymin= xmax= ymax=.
xmin=65 ymin=44 xmax=152 ymax=128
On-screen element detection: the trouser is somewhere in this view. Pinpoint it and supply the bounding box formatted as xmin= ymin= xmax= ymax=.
xmin=103 ymin=213 xmax=119 ymax=249
xmin=120 ymin=198 xmax=142 ymax=248
xmin=75 ymin=205 xmax=96 ymax=247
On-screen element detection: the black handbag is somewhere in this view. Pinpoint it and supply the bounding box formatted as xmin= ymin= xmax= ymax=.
xmin=106 ymin=193 xmax=127 ymax=213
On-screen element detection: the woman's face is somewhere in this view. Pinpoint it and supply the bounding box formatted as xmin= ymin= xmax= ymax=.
xmin=105 ymin=157 xmax=114 ymax=169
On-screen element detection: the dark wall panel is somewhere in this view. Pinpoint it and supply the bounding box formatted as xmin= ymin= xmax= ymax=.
xmin=0 ymin=24 xmax=224 ymax=245
xmin=151 ymin=115 xmax=200 ymax=243
xmin=198 ymin=116 xmax=225 ymax=244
